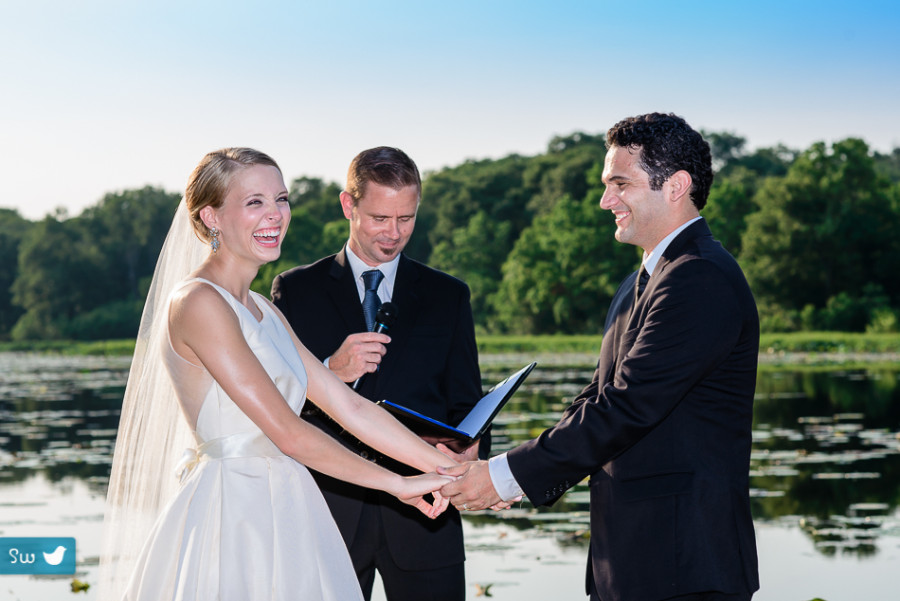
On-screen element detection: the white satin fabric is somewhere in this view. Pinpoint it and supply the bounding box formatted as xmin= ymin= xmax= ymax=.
xmin=122 ymin=278 xmax=362 ymax=601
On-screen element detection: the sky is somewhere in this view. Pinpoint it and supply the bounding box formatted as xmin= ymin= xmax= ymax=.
xmin=2 ymin=0 xmax=899 ymax=221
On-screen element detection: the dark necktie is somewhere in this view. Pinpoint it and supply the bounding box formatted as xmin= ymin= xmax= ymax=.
xmin=635 ymin=266 xmax=650 ymax=302
xmin=361 ymin=270 xmax=384 ymax=331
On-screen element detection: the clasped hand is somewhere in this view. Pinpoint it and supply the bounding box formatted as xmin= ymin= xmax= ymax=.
xmin=436 ymin=461 xmax=516 ymax=512
xmin=398 ymin=447 xmax=517 ymax=517
xmin=396 ymin=442 xmax=482 ymax=518
xmin=396 ymin=472 xmax=456 ymax=519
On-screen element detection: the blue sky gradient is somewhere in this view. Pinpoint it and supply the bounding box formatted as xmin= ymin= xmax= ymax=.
xmin=2 ymin=0 xmax=898 ymax=219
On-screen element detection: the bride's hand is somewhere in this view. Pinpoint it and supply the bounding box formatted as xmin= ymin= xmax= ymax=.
xmin=394 ymin=472 xmax=454 ymax=519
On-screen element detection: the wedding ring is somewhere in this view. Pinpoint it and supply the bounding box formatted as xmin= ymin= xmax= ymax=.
xmin=462 ymin=503 xmax=469 ymax=511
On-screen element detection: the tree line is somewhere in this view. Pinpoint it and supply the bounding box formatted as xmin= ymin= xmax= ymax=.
xmin=3 ymin=131 xmax=899 ymax=341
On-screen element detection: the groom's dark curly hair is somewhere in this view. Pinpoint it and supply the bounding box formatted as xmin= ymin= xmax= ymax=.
xmin=606 ymin=112 xmax=713 ymax=210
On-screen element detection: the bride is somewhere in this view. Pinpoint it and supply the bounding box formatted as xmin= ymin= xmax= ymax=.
xmin=98 ymin=148 xmax=456 ymax=600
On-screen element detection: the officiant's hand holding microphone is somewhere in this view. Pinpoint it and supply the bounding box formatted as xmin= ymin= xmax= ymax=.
xmin=326 ymin=303 xmax=397 ymax=385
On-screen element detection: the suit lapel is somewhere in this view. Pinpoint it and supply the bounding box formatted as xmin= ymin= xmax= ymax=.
xmin=602 ymin=220 xmax=712 ymax=381
xmin=327 ymin=248 xmax=368 ymax=334
xmin=599 ymin=271 xmax=639 ymax=383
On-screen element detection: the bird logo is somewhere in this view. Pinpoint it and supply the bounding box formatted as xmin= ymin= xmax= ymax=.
xmin=42 ymin=546 xmax=67 ymax=566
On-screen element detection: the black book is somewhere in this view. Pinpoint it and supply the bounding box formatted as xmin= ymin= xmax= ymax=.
xmin=378 ymin=362 xmax=536 ymax=452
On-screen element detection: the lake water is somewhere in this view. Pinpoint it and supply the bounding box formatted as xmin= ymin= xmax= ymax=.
xmin=1 ymin=352 xmax=898 ymax=601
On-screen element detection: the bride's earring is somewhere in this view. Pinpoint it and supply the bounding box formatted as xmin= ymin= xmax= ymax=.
xmin=209 ymin=227 xmax=220 ymax=253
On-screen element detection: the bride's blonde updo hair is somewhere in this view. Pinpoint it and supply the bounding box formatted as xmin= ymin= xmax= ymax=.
xmin=185 ymin=147 xmax=282 ymax=242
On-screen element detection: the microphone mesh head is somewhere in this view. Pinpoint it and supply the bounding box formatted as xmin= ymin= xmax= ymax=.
xmin=375 ymin=302 xmax=398 ymax=327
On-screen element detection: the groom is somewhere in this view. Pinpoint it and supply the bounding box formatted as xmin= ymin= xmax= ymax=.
xmin=272 ymin=146 xmax=483 ymax=601
xmin=441 ymin=113 xmax=760 ymax=601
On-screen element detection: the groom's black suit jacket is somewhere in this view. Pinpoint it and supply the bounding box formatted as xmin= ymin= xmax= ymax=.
xmin=272 ymin=249 xmax=482 ymax=571
xmin=508 ymin=220 xmax=760 ymax=601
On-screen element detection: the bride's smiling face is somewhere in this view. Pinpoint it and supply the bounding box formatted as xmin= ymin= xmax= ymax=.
xmin=204 ymin=164 xmax=291 ymax=265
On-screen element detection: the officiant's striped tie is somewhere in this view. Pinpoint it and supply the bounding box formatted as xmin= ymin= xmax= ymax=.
xmin=362 ymin=269 xmax=384 ymax=331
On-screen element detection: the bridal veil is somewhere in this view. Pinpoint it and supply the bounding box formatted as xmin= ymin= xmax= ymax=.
xmin=97 ymin=199 xmax=207 ymax=599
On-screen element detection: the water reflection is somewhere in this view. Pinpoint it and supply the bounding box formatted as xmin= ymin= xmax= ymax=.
xmin=0 ymin=353 xmax=129 ymax=493
xmin=1 ymin=353 xmax=899 ymax=563
xmin=751 ymin=369 xmax=900 ymax=557
xmin=479 ymin=362 xmax=900 ymax=558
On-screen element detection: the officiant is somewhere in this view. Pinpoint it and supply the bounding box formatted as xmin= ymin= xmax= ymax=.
xmin=272 ymin=146 xmax=485 ymax=601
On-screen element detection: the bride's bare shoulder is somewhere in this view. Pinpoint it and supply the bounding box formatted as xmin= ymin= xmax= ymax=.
xmin=169 ymin=280 xmax=231 ymax=324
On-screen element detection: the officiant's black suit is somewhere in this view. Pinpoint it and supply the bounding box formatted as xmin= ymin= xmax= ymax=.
xmin=272 ymin=248 xmax=482 ymax=599
xmin=508 ymin=220 xmax=760 ymax=601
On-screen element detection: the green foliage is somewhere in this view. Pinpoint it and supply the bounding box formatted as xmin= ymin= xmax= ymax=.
xmin=252 ymin=207 xmax=336 ymax=295
xmin=757 ymin=301 xmax=801 ymax=333
xmin=491 ymin=184 xmax=637 ymax=334
xmin=10 ymin=310 xmax=59 ymax=341
xmin=720 ymin=144 xmax=797 ymax=178
xmin=288 ymin=176 xmax=344 ymax=224
xmin=320 ymin=219 xmax=350 ymax=255
xmin=430 ymin=211 xmax=512 ymax=329
xmin=417 ymin=131 xmax=606 ymax=266
xmin=702 ymin=128 xmax=797 ymax=178
xmin=800 ymin=285 xmax=891 ymax=331
xmin=9 ymin=333 xmax=900 ymax=363
xmin=0 ymin=338 xmax=135 ymax=355
xmin=524 ymin=132 xmax=607 ymax=215
xmin=741 ymin=139 xmax=900 ymax=321
xmin=10 ymin=187 xmax=179 ymax=340
xmin=873 ymin=147 xmax=900 ymax=183
xmin=702 ymin=130 xmax=747 ymax=171
xmin=12 ymin=214 xmax=107 ymax=339
xmin=252 ymin=217 xmax=348 ymax=296
xmin=477 ymin=334 xmax=602 ymax=354
xmin=0 ymin=209 xmax=31 ymax=339
xmin=759 ymin=331 xmax=900 ymax=354
xmin=62 ymin=299 xmax=144 ymax=340
xmin=417 ymin=154 xmax=533 ymax=262
xmin=703 ymin=166 xmax=759 ymax=255
xmin=2 ymin=132 xmax=899 ymax=340
xmin=80 ymin=187 xmax=181 ymax=300
xmin=866 ymin=306 xmax=899 ymax=333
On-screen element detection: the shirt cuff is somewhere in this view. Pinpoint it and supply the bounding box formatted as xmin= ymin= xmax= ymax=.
xmin=488 ymin=453 xmax=525 ymax=502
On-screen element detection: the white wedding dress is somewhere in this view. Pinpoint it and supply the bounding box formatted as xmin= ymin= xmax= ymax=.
xmin=122 ymin=278 xmax=363 ymax=601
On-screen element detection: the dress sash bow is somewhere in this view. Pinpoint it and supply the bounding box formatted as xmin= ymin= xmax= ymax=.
xmin=175 ymin=431 xmax=283 ymax=483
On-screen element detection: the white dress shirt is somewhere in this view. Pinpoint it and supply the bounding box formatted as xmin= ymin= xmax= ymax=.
xmin=345 ymin=244 xmax=400 ymax=304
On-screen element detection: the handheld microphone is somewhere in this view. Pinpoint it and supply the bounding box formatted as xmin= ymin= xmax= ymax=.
xmin=352 ymin=302 xmax=398 ymax=391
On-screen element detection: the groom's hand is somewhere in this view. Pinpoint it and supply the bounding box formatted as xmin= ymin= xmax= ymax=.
xmin=437 ymin=461 xmax=502 ymax=511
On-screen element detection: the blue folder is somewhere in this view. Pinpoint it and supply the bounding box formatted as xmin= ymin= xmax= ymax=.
xmin=378 ymin=362 xmax=536 ymax=447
